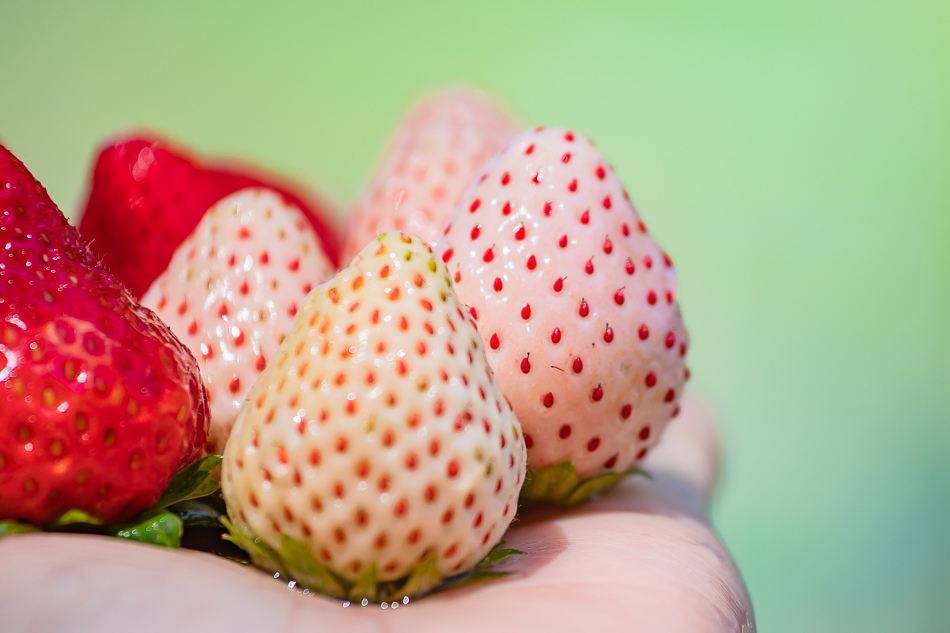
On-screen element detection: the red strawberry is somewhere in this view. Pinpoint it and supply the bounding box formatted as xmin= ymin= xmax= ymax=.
xmin=0 ymin=143 xmax=209 ymax=525
xmin=342 ymin=88 xmax=519 ymax=262
xmin=222 ymin=232 xmax=525 ymax=597
xmin=78 ymin=133 xmax=340 ymax=298
xmin=436 ymin=127 xmax=689 ymax=502
xmin=142 ymin=188 xmax=335 ymax=454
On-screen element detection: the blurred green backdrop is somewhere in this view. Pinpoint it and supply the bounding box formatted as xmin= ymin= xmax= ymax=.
xmin=2 ymin=1 xmax=948 ymax=630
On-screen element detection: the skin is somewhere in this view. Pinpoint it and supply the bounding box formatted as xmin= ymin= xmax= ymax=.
xmin=0 ymin=393 xmax=754 ymax=632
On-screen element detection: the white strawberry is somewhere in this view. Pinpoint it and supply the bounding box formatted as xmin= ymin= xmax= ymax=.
xmin=435 ymin=127 xmax=689 ymax=503
xmin=142 ymin=188 xmax=335 ymax=454
xmin=342 ymin=88 xmax=519 ymax=262
xmin=221 ymin=232 xmax=525 ymax=597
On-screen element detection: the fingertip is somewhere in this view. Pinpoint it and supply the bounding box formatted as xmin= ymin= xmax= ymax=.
xmin=641 ymin=389 xmax=722 ymax=513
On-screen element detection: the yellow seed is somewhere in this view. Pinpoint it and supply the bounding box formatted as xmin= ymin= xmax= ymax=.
xmin=104 ymin=429 xmax=115 ymax=446
xmin=75 ymin=413 xmax=88 ymax=432
xmin=50 ymin=439 xmax=63 ymax=458
xmin=42 ymin=387 xmax=56 ymax=408
xmin=18 ymin=424 xmax=29 ymax=442
xmin=76 ymin=470 xmax=88 ymax=484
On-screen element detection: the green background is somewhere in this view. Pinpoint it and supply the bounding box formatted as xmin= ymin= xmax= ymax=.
xmin=2 ymin=1 xmax=948 ymax=630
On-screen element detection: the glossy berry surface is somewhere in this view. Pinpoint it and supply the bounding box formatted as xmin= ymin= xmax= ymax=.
xmin=78 ymin=134 xmax=340 ymax=298
xmin=0 ymin=143 xmax=209 ymax=525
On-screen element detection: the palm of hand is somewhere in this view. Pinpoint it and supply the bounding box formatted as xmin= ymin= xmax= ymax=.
xmin=0 ymin=394 xmax=754 ymax=632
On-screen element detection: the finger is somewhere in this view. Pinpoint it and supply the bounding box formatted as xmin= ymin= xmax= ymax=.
xmin=638 ymin=389 xmax=722 ymax=515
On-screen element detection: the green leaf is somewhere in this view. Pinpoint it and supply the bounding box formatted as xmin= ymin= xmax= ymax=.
xmin=49 ymin=509 xmax=104 ymax=527
xmin=169 ymin=499 xmax=224 ymax=526
xmin=347 ymin=561 xmax=379 ymax=603
xmin=391 ymin=555 xmax=441 ymax=601
xmin=279 ymin=535 xmax=347 ymax=597
xmin=567 ymin=467 xmax=649 ymax=505
xmin=462 ymin=570 xmax=511 ymax=584
xmin=521 ymin=462 xmax=579 ymax=502
xmin=104 ymin=510 xmax=182 ymax=547
xmin=155 ymin=455 xmax=223 ymax=509
xmin=437 ymin=542 xmax=522 ymax=591
xmin=0 ymin=520 xmax=41 ymax=537
xmin=478 ymin=547 xmax=523 ymax=567
xmin=221 ymin=517 xmax=283 ymax=572
xmin=565 ymin=471 xmax=624 ymax=506
xmin=521 ymin=462 xmax=648 ymax=506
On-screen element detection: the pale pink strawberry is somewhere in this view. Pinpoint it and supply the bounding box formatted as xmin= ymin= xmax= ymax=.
xmin=436 ymin=127 xmax=689 ymax=495
xmin=142 ymin=188 xmax=335 ymax=454
xmin=222 ymin=232 xmax=525 ymax=593
xmin=342 ymin=88 xmax=519 ymax=262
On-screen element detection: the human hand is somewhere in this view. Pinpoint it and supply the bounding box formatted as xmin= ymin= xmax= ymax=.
xmin=0 ymin=392 xmax=754 ymax=632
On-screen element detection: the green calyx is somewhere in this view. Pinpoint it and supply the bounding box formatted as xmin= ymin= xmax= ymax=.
xmin=154 ymin=455 xmax=223 ymax=509
xmin=221 ymin=519 xmax=522 ymax=603
xmin=0 ymin=521 xmax=42 ymax=536
xmin=521 ymin=461 xmax=648 ymax=506
xmin=103 ymin=509 xmax=183 ymax=547
xmin=0 ymin=454 xmax=223 ymax=549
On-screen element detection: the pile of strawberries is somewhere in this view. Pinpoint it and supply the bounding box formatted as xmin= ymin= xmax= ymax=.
xmin=0 ymin=88 xmax=689 ymax=601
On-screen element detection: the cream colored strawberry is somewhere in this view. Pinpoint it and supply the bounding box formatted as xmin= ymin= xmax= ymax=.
xmin=342 ymin=88 xmax=519 ymax=262
xmin=221 ymin=232 xmax=525 ymax=594
xmin=142 ymin=188 xmax=335 ymax=454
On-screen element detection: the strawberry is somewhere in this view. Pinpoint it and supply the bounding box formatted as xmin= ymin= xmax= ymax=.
xmin=342 ymin=88 xmax=519 ymax=263
xmin=78 ymin=133 xmax=341 ymax=298
xmin=141 ymin=188 xmax=336 ymax=454
xmin=0 ymin=143 xmax=210 ymax=525
xmin=221 ymin=232 xmax=525 ymax=598
xmin=435 ymin=127 xmax=689 ymax=503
